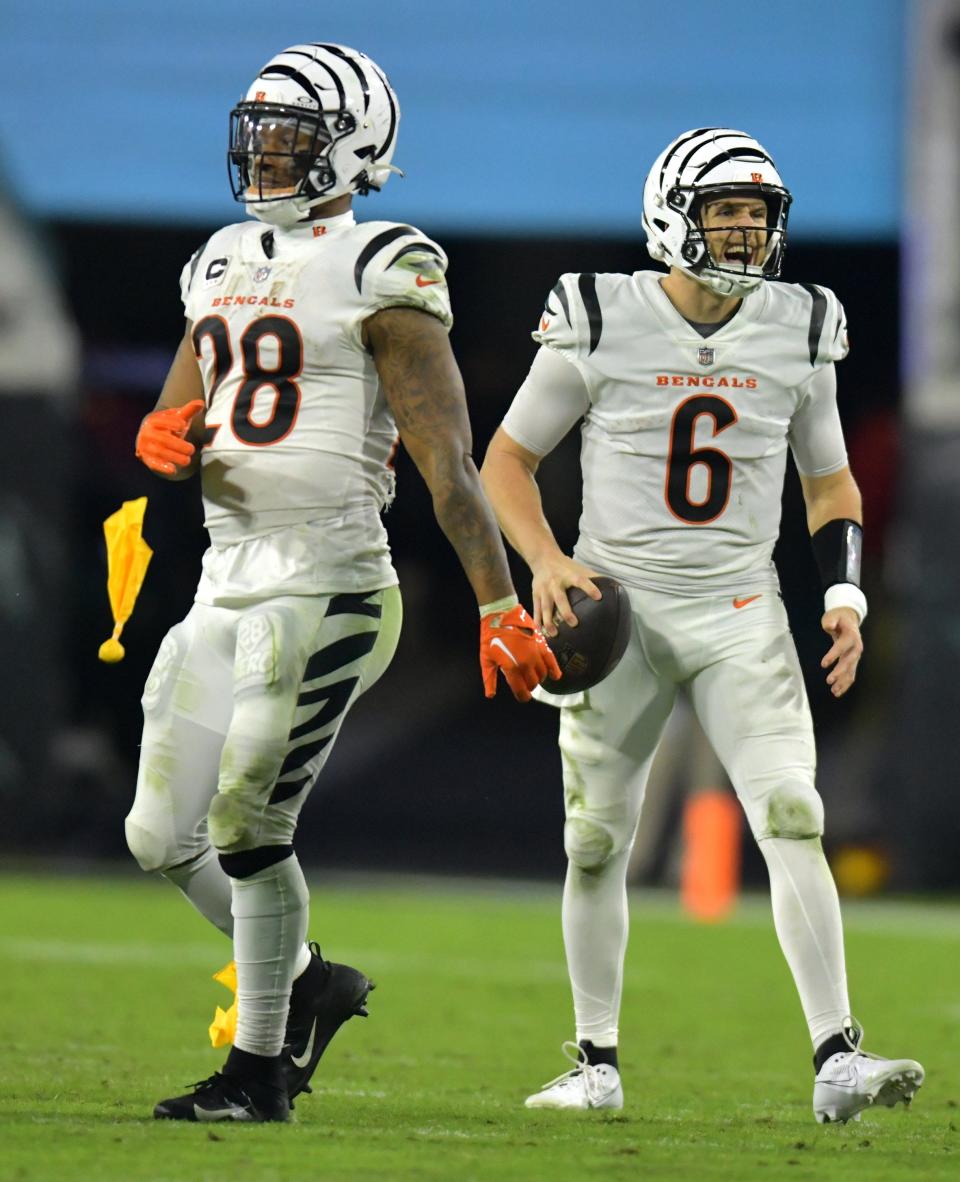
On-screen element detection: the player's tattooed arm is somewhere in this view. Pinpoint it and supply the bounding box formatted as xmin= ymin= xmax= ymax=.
xmin=481 ymin=428 xmax=600 ymax=635
xmin=365 ymin=306 xmax=516 ymax=604
xmin=136 ymin=321 xmax=207 ymax=481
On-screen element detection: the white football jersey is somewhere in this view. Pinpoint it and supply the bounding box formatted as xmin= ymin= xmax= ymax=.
xmin=504 ymin=270 xmax=849 ymax=594
xmin=179 ymin=211 xmax=452 ymax=595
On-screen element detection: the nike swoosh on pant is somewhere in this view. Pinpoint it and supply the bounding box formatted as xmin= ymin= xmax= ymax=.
xmin=291 ymin=1017 xmax=318 ymax=1069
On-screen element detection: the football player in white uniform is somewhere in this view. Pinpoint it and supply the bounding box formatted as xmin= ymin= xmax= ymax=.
xmin=481 ymin=128 xmax=923 ymax=1124
xmin=125 ymin=43 xmax=559 ymax=1123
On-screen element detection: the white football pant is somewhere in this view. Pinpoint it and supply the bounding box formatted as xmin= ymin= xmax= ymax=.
xmin=556 ymin=583 xmax=850 ymax=1049
xmin=126 ymin=586 xmax=402 ymax=872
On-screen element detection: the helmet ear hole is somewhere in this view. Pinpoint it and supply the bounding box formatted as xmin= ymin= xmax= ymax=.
xmin=652 ymin=218 xmax=669 ymax=233
xmin=306 ymin=165 xmax=335 ymax=195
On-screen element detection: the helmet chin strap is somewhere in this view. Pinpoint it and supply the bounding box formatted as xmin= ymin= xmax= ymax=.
xmin=246 ymin=198 xmax=316 ymax=229
xmin=690 ymin=267 xmax=764 ymax=299
xmin=243 ymin=151 xmax=405 ymax=226
xmin=246 ymin=183 xmax=349 ymax=228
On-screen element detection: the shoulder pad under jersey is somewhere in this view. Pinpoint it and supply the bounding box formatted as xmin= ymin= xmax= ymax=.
xmin=797 ymin=283 xmax=849 ymax=365
xmin=772 ymin=281 xmax=850 ymax=366
xmin=179 ymin=223 xmax=248 ymax=314
xmin=532 ymin=272 xmax=604 ymax=359
xmin=352 ymin=222 xmax=452 ymax=329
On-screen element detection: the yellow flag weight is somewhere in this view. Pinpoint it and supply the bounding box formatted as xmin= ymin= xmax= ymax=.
xmin=98 ymin=497 xmax=153 ymax=663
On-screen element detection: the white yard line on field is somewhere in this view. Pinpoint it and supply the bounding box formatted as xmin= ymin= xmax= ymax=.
xmin=0 ymin=937 xmax=570 ymax=983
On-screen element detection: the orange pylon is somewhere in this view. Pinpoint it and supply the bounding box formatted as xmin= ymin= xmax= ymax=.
xmin=681 ymin=790 xmax=742 ymax=921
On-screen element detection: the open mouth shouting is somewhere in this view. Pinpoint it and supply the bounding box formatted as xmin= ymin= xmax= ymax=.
xmin=698 ymin=196 xmax=772 ymax=275
xmin=707 ymin=227 xmax=765 ymax=271
xmin=723 ymin=243 xmax=754 ymax=266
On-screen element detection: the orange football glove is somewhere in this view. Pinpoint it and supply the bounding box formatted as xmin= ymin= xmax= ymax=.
xmin=135 ymin=400 xmax=205 ymax=475
xmin=480 ymin=603 xmax=561 ymax=702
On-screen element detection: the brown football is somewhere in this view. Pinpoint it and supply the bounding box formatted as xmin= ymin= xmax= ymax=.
xmin=545 ymin=576 xmax=632 ymax=694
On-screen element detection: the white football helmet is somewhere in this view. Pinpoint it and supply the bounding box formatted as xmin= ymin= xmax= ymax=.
xmin=228 ymin=43 xmax=401 ymax=227
xmin=642 ymin=128 xmax=792 ymax=297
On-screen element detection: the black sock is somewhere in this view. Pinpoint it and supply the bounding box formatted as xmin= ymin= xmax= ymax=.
xmin=223 ymin=1045 xmax=283 ymax=1088
xmin=579 ymin=1040 xmax=618 ymax=1070
xmin=813 ymin=1027 xmax=859 ymax=1074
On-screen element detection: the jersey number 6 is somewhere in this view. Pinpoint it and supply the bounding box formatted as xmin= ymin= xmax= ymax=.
xmin=665 ymin=394 xmax=737 ymax=524
xmin=192 ymin=315 xmax=304 ymax=446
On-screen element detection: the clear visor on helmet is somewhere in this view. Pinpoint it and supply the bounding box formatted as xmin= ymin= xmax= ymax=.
xmin=228 ymin=104 xmax=331 ymax=203
xmin=690 ymin=186 xmax=790 ymax=279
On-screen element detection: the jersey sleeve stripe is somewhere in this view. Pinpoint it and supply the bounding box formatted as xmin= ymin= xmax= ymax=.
xmin=384 ymin=241 xmax=444 ymax=270
xmin=578 ymin=273 xmax=603 ymax=355
xmin=550 ymin=279 xmax=572 ymax=327
xmin=187 ymin=245 xmax=205 ymax=290
xmin=800 ymin=282 xmax=828 ymax=366
xmin=353 ymin=225 xmax=415 ymax=291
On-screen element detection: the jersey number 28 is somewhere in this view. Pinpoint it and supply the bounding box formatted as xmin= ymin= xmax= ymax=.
xmin=192 ymin=315 xmax=303 ymax=446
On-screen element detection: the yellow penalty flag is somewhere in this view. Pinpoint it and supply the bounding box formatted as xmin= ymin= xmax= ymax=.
xmin=208 ymin=961 xmax=238 ymax=1048
xmin=98 ymin=496 xmax=153 ymax=663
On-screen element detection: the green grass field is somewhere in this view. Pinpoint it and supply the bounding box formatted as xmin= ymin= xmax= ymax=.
xmin=0 ymin=871 xmax=956 ymax=1182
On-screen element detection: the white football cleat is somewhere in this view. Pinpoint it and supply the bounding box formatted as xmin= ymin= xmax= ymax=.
xmin=524 ymin=1041 xmax=624 ymax=1110
xmin=813 ymin=1025 xmax=924 ymax=1124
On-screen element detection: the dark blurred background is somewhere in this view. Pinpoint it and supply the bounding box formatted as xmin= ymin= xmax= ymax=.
xmin=2 ymin=0 xmax=957 ymax=890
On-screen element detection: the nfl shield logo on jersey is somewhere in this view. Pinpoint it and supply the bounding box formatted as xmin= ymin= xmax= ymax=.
xmin=253 ymin=266 xmax=272 ymax=283
xmin=697 ymin=346 xmax=715 ymax=366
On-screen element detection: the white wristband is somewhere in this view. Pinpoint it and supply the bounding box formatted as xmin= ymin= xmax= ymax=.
xmin=824 ymin=583 xmax=867 ymax=625
xmin=479 ymin=594 xmax=519 ymax=618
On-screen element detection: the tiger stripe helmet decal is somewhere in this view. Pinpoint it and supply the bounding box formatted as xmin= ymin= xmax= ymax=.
xmin=642 ymin=128 xmax=792 ymax=298
xmin=229 ymin=43 xmax=401 ymax=228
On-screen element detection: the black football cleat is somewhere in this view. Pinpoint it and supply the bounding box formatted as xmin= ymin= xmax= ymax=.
xmin=154 ymin=1071 xmax=290 ymax=1123
xmin=281 ymin=941 xmax=374 ymax=1099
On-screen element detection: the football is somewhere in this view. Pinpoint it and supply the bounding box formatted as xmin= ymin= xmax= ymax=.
xmin=545 ymin=575 xmax=632 ymax=694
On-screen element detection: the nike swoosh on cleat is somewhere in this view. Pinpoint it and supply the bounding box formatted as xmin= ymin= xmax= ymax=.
xmin=195 ymin=1103 xmax=250 ymax=1121
xmin=733 ymin=595 xmax=762 ymax=609
xmin=290 ymin=1018 xmax=318 ymax=1069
